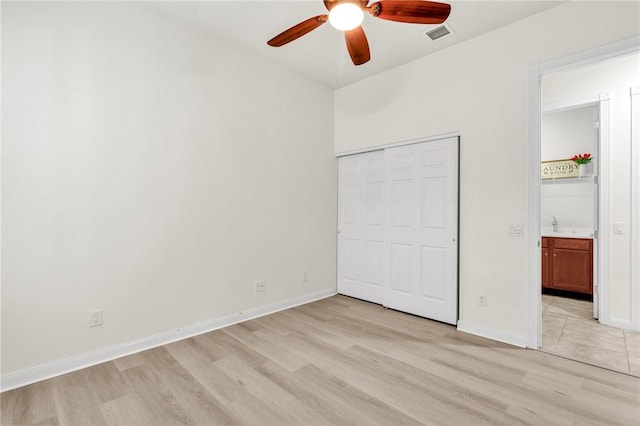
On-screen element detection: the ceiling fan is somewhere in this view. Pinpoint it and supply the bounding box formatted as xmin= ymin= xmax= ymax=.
xmin=267 ymin=0 xmax=451 ymax=66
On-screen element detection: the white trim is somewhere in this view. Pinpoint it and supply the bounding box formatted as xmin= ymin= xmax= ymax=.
xmin=538 ymin=37 xmax=640 ymax=75
xmin=527 ymin=36 xmax=640 ymax=349
xmin=457 ymin=320 xmax=527 ymax=348
xmin=607 ymin=317 xmax=634 ymax=331
xmin=597 ymin=94 xmax=612 ymax=328
xmin=0 ymin=289 xmax=336 ymax=392
xmin=334 ymin=131 xmax=460 ymax=157
xmin=542 ymin=97 xmax=600 ymax=114
xmin=527 ymin=64 xmax=542 ymax=349
xmin=631 ymin=86 xmax=640 ymax=331
xmin=0 ymin=3 xmax=3 ymax=390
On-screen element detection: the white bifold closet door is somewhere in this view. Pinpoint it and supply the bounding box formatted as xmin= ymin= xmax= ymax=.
xmin=337 ymin=150 xmax=386 ymax=303
xmin=337 ymin=137 xmax=459 ymax=325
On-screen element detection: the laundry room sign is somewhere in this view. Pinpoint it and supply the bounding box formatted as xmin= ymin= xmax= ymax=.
xmin=541 ymin=159 xmax=579 ymax=179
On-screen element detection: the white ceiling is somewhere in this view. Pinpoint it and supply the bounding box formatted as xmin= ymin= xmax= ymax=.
xmin=151 ymin=1 xmax=562 ymax=88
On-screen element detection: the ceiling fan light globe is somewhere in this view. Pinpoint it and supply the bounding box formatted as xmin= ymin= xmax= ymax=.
xmin=328 ymin=3 xmax=364 ymax=31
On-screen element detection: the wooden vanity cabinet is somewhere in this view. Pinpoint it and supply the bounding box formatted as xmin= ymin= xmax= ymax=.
xmin=541 ymin=237 xmax=593 ymax=294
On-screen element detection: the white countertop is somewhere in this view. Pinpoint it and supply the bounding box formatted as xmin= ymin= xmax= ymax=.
xmin=541 ymin=227 xmax=594 ymax=239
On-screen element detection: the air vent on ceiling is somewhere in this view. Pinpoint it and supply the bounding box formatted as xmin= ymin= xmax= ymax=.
xmin=425 ymin=23 xmax=452 ymax=41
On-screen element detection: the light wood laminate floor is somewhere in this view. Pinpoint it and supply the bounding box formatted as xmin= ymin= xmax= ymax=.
xmin=541 ymin=294 xmax=640 ymax=377
xmin=2 ymin=295 xmax=639 ymax=425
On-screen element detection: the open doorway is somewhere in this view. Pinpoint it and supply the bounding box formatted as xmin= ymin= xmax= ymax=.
xmin=538 ymin=100 xmax=620 ymax=370
xmin=528 ymin=41 xmax=640 ymax=376
xmin=540 ymin=103 xmax=599 ymax=311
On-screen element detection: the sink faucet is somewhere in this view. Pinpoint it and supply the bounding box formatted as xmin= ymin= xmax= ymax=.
xmin=552 ymin=216 xmax=558 ymax=232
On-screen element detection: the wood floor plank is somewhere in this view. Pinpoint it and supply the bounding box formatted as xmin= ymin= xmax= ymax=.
xmin=520 ymin=372 xmax=639 ymax=425
xmin=274 ymin=308 xmax=360 ymax=350
xmin=490 ymin=343 xmax=639 ymax=394
xmin=31 ymin=417 xmax=59 ymax=426
xmin=226 ymin=393 xmax=294 ymax=426
xmin=27 ymin=381 xmax=58 ymax=426
xmin=0 ymin=380 xmax=58 ymax=426
xmin=221 ymin=324 xmax=310 ymax=372
xmin=50 ymin=370 xmax=106 ymax=426
xmin=429 ymin=350 xmax=607 ymax=423
xmin=112 ymin=353 xmax=146 ymax=372
xmin=98 ymin=393 xmax=155 ymax=426
xmin=163 ymin=339 xmax=245 ymax=405
xmin=195 ymin=329 xmax=268 ymax=368
xmin=387 ymin=346 xmax=575 ymax=425
xmin=281 ymin=332 xmax=477 ymax=425
xmin=2 ymin=295 xmax=639 ymax=426
xmin=1 ymin=384 xmax=27 ymax=425
xmin=287 ymin=306 xmax=446 ymax=360
xmin=347 ymin=344 xmax=512 ymax=423
xmin=211 ymin=357 xmax=323 ymax=425
xmin=140 ymin=347 xmax=238 ymax=425
xmin=82 ymin=362 xmax=129 ymax=404
xmin=293 ymin=363 xmax=424 ymax=425
xmin=119 ymin=363 xmax=195 ymax=426
xmin=252 ymin=310 xmax=354 ymax=351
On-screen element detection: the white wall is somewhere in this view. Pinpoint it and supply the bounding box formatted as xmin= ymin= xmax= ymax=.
xmin=541 ymin=106 xmax=597 ymax=161
xmin=543 ymin=53 xmax=640 ymax=326
xmin=334 ymin=1 xmax=639 ymax=344
xmin=541 ymin=106 xmax=597 ymax=232
xmin=541 ymin=183 xmax=595 ymax=232
xmin=1 ymin=2 xmax=336 ymax=379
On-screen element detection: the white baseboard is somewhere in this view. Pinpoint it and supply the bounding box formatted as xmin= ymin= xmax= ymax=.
xmin=456 ymin=320 xmax=527 ymax=348
xmin=602 ymin=316 xmax=636 ymax=332
xmin=0 ymin=288 xmax=337 ymax=392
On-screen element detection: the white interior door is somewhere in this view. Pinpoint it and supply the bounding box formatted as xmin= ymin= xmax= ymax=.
xmin=337 ymin=150 xmax=385 ymax=303
xmin=383 ymin=138 xmax=459 ymax=324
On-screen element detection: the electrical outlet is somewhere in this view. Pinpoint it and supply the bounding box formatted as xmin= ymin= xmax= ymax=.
xmin=302 ymin=272 xmax=308 ymax=282
xmin=478 ymin=293 xmax=487 ymax=307
xmin=90 ymin=309 xmax=103 ymax=327
xmin=255 ymin=280 xmax=265 ymax=292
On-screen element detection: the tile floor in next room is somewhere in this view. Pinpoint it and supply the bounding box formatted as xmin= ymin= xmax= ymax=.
xmin=541 ymin=294 xmax=640 ymax=376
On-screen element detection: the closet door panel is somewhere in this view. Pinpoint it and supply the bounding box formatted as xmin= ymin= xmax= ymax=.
xmin=383 ymin=138 xmax=458 ymax=324
xmin=337 ymin=150 xmax=385 ymax=304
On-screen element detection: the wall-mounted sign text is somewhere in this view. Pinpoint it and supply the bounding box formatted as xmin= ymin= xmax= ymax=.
xmin=541 ymin=159 xmax=579 ymax=179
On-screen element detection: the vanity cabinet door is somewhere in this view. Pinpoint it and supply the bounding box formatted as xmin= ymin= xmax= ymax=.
xmin=541 ymin=237 xmax=593 ymax=294
xmin=553 ymin=239 xmax=593 ymax=294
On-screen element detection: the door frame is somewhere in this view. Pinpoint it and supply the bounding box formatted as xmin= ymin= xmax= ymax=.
xmin=526 ymin=36 xmax=640 ymax=348
xmin=632 ymin=84 xmax=640 ymax=335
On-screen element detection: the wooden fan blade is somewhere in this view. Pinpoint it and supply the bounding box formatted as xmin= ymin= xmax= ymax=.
xmin=369 ymin=0 xmax=451 ymax=24
xmin=267 ymin=15 xmax=328 ymax=47
xmin=344 ymin=26 xmax=370 ymax=66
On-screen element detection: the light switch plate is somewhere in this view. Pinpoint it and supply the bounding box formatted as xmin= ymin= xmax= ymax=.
xmin=614 ymin=222 xmax=624 ymax=234
xmin=509 ymin=224 xmax=524 ymax=237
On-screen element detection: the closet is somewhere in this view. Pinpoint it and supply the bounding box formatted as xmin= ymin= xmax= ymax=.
xmin=337 ymin=137 xmax=459 ymax=324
